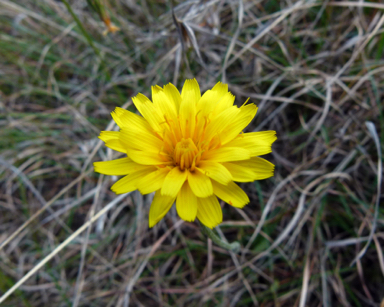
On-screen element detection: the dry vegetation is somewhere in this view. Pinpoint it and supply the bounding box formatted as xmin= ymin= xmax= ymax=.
xmin=0 ymin=0 xmax=383 ymax=306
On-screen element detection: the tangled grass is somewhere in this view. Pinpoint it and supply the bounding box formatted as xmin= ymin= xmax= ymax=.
xmin=0 ymin=0 xmax=383 ymax=306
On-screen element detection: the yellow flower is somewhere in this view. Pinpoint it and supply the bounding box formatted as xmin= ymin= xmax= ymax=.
xmin=94 ymin=79 xmax=276 ymax=228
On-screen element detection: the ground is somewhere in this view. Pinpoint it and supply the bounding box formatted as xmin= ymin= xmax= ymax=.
xmin=0 ymin=0 xmax=383 ymax=306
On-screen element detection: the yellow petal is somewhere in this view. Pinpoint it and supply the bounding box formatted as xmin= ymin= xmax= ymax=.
xmin=99 ymin=131 xmax=126 ymax=153
xmin=111 ymin=107 xmax=151 ymax=130
xmin=128 ymin=150 xmax=172 ymax=165
xmin=152 ymin=85 xmax=178 ymax=121
xmin=196 ymin=195 xmax=222 ymax=229
xmin=224 ymin=131 xmax=277 ymax=156
xmin=105 ymin=140 xmax=126 ymax=153
xmin=251 ymin=157 xmax=275 ymax=180
xmin=179 ymin=80 xmax=198 ymax=139
xmin=222 ymin=162 xmax=257 ymax=182
xmin=137 ymin=167 xmax=170 ymax=195
xmin=179 ymin=104 xmax=196 ymax=139
xmin=187 ymin=169 xmax=213 ymax=198
xmin=196 ymin=81 xmax=228 ymax=115
xmin=163 ymin=83 xmax=181 ymax=113
xmin=161 ymin=167 xmax=188 ymax=198
xmin=197 ymin=161 xmax=232 ymax=185
xmin=230 ymin=157 xmax=275 ymax=180
xmin=119 ymin=127 xmax=163 ymax=152
xmin=99 ymin=131 xmax=119 ymax=142
xmin=94 ymin=157 xmax=148 ymax=175
xmin=202 ymin=147 xmax=251 ymax=163
xmin=204 ymin=106 xmax=240 ymax=141
xmin=211 ymin=92 xmax=235 ymax=118
xmin=149 ymin=190 xmax=175 ymax=227
xmin=176 ymin=182 xmax=197 ymax=222
xmin=111 ymin=167 xmax=155 ymax=194
xmin=132 ymin=93 xmax=164 ymax=134
xmin=181 ymin=78 xmax=201 ymax=106
xmin=220 ymin=103 xmax=258 ymax=144
xmin=110 ymin=109 xmax=124 ymax=128
xmin=212 ymin=180 xmax=249 ymax=208
xmin=211 ymin=81 xmax=228 ymax=95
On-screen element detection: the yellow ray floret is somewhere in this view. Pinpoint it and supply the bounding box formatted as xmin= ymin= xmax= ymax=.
xmin=94 ymin=79 xmax=277 ymax=228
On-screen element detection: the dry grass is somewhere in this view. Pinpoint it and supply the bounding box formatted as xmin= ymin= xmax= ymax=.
xmin=0 ymin=0 xmax=383 ymax=306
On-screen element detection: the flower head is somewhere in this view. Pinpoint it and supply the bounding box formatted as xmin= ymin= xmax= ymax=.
xmin=94 ymin=79 xmax=276 ymax=228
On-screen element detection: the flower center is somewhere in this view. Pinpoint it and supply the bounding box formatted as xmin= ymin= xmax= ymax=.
xmin=173 ymin=138 xmax=200 ymax=171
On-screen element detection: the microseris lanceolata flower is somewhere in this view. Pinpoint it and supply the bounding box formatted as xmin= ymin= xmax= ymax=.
xmin=94 ymin=79 xmax=276 ymax=228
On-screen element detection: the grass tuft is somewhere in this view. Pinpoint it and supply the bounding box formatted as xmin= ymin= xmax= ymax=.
xmin=1 ymin=0 xmax=384 ymax=305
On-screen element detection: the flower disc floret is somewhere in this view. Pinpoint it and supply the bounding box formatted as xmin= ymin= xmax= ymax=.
xmin=94 ymin=79 xmax=277 ymax=228
xmin=173 ymin=138 xmax=200 ymax=171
